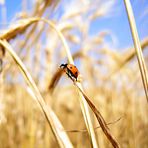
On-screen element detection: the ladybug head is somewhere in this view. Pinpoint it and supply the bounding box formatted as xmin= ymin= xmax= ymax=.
xmin=60 ymin=63 xmax=68 ymax=69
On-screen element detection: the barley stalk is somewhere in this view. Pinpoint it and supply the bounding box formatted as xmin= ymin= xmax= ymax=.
xmin=0 ymin=39 xmax=73 ymax=148
xmin=30 ymin=18 xmax=98 ymax=147
xmin=0 ymin=17 xmax=99 ymax=147
xmin=124 ymin=0 xmax=148 ymax=103
xmin=74 ymin=83 xmax=120 ymax=148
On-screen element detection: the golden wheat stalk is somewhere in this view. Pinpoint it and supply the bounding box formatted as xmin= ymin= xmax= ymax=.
xmin=0 ymin=39 xmax=73 ymax=148
xmin=124 ymin=0 xmax=148 ymax=103
xmin=0 ymin=17 xmax=98 ymax=147
xmin=38 ymin=18 xmax=98 ymax=147
xmin=74 ymin=83 xmax=120 ymax=148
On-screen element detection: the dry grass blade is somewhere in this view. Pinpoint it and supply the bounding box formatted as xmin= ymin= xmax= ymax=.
xmin=74 ymin=83 xmax=120 ymax=148
xmin=48 ymin=68 xmax=64 ymax=93
xmin=64 ymin=117 xmax=122 ymax=133
xmin=0 ymin=46 xmax=5 ymax=73
xmin=124 ymin=0 xmax=148 ymax=103
xmin=0 ymin=17 xmax=98 ymax=147
xmin=38 ymin=18 xmax=98 ymax=147
xmin=48 ymin=68 xmax=98 ymax=147
xmin=0 ymin=18 xmax=38 ymax=41
xmin=0 ymin=40 xmax=73 ymax=148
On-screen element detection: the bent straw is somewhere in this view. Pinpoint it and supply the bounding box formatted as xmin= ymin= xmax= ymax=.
xmin=39 ymin=18 xmax=99 ymax=147
xmin=74 ymin=83 xmax=120 ymax=148
xmin=0 ymin=17 xmax=98 ymax=147
xmin=0 ymin=39 xmax=73 ymax=148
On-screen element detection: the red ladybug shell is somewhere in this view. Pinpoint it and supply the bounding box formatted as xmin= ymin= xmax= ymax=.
xmin=60 ymin=63 xmax=79 ymax=81
xmin=66 ymin=64 xmax=79 ymax=79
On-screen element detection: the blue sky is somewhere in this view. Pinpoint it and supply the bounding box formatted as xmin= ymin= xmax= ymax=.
xmin=0 ymin=0 xmax=148 ymax=49
xmin=89 ymin=0 xmax=148 ymax=49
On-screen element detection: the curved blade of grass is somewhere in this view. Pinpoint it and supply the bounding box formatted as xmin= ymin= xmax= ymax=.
xmin=0 ymin=17 xmax=98 ymax=147
xmin=0 ymin=39 xmax=73 ymax=148
xmin=74 ymin=82 xmax=120 ymax=148
xmin=0 ymin=18 xmax=38 ymax=40
xmin=48 ymin=68 xmax=64 ymax=93
xmin=36 ymin=18 xmax=98 ymax=147
xmin=124 ymin=0 xmax=148 ymax=103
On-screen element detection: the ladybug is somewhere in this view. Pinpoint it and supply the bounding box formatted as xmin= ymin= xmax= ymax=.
xmin=60 ymin=63 xmax=79 ymax=81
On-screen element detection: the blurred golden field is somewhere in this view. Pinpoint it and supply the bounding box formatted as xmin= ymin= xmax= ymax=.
xmin=0 ymin=0 xmax=148 ymax=148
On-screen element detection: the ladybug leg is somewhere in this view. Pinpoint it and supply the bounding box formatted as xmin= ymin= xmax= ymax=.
xmin=66 ymin=69 xmax=70 ymax=76
xmin=67 ymin=71 xmax=72 ymax=79
xmin=67 ymin=73 xmax=73 ymax=81
xmin=66 ymin=72 xmax=71 ymax=78
xmin=66 ymin=69 xmax=75 ymax=81
xmin=70 ymin=73 xmax=77 ymax=81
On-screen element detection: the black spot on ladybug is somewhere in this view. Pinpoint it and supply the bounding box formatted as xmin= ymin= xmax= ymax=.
xmin=75 ymin=72 xmax=78 ymax=75
xmin=70 ymin=67 xmax=72 ymax=69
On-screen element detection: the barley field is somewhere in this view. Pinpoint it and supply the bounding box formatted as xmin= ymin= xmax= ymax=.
xmin=0 ymin=0 xmax=148 ymax=148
